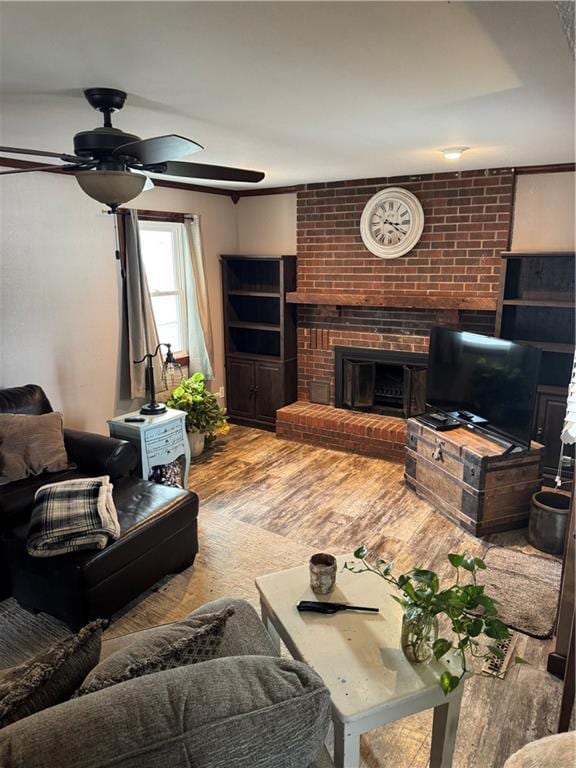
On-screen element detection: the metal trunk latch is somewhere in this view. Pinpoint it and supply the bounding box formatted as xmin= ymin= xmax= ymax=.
xmin=432 ymin=440 xmax=444 ymax=462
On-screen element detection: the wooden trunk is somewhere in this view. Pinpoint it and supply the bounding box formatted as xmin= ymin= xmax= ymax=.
xmin=404 ymin=419 xmax=543 ymax=537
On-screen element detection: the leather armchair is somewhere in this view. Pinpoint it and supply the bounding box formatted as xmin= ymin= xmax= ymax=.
xmin=63 ymin=429 xmax=137 ymax=481
xmin=0 ymin=385 xmax=199 ymax=627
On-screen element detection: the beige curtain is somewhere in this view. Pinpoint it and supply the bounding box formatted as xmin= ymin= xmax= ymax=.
xmin=122 ymin=210 xmax=162 ymax=398
xmin=183 ymin=215 xmax=215 ymax=379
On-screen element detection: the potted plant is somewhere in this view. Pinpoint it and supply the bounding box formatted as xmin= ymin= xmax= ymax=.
xmin=166 ymin=373 xmax=229 ymax=457
xmin=345 ymin=547 xmax=526 ymax=694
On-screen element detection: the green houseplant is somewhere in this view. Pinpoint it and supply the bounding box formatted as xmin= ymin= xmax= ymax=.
xmin=166 ymin=373 xmax=228 ymax=456
xmin=345 ymin=547 xmax=526 ymax=695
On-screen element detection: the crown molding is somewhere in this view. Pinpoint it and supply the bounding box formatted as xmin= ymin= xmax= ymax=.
xmin=0 ymin=157 xmax=573 ymax=201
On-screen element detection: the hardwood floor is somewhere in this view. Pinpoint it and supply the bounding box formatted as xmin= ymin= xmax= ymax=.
xmin=190 ymin=425 xmax=563 ymax=768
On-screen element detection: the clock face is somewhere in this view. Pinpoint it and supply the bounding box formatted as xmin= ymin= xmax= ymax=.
xmin=360 ymin=187 xmax=424 ymax=259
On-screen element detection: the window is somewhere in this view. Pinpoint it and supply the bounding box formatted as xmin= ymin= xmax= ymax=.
xmin=139 ymin=221 xmax=188 ymax=356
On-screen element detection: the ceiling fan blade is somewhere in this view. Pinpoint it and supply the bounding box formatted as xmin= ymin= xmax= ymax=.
xmin=130 ymin=168 xmax=155 ymax=192
xmin=0 ymin=145 xmax=86 ymax=163
xmin=0 ymin=163 xmax=85 ymax=176
xmin=149 ymin=161 xmax=265 ymax=183
xmin=113 ymin=135 xmax=203 ymax=165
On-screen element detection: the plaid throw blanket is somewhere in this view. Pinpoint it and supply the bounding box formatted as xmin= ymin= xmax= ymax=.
xmin=27 ymin=476 xmax=120 ymax=558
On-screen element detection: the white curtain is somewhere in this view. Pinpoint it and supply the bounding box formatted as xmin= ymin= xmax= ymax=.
xmin=122 ymin=210 xmax=162 ymax=399
xmin=183 ymin=215 xmax=215 ymax=379
xmin=561 ymin=352 xmax=576 ymax=445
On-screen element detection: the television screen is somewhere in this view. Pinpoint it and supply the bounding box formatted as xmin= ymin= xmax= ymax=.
xmin=426 ymin=327 xmax=541 ymax=446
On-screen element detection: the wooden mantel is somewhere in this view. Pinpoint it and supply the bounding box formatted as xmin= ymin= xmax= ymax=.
xmin=285 ymin=292 xmax=498 ymax=311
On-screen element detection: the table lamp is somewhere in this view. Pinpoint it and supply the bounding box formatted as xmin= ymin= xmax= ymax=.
xmin=134 ymin=343 xmax=183 ymax=415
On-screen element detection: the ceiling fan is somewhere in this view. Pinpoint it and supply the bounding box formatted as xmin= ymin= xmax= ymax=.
xmin=0 ymin=87 xmax=265 ymax=210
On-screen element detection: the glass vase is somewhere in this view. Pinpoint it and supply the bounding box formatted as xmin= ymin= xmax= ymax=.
xmin=401 ymin=611 xmax=438 ymax=663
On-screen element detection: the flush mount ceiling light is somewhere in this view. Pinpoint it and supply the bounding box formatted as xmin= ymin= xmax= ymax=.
xmin=441 ymin=147 xmax=469 ymax=161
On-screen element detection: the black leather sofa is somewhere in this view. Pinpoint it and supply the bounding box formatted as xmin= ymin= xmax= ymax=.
xmin=0 ymin=385 xmax=199 ymax=629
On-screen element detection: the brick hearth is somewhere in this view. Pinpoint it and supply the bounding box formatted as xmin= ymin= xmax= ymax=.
xmin=276 ymin=402 xmax=406 ymax=462
xmin=276 ymin=167 xmax=514 ymax=459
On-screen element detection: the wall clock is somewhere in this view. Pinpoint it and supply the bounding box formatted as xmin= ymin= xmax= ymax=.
xmin=360 ymin=187 xmax=425 ymax=259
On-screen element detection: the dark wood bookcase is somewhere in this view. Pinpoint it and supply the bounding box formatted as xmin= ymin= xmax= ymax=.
xmin=221 ymin=255 xmax=297 ymax=430
xmin=496 ymin=251 xmax=575 ymax=484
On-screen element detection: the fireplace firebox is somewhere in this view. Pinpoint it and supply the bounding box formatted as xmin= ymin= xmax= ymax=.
xmin=334 ymin=347 xmax=428 ymax=419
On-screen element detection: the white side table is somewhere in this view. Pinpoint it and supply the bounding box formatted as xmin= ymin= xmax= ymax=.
xmin=255 ymin=555 xmax=465 ymax=768
xmin=108 ymin=409 xmax=191 ymax=489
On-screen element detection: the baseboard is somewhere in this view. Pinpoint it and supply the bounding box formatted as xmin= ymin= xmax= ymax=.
xmin=229 ymin=416 xmax=275 ymax=432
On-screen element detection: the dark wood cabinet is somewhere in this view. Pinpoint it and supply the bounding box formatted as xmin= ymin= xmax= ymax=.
xmin=254 ymin=361 xmax=283 ymax=422
xmin=226 ymin=358 xmax=256 ymax=419
xmin=496 ymin=251 xmax=575 ymax=485
xmin=222 ymin=255 xmax=297 ymax=430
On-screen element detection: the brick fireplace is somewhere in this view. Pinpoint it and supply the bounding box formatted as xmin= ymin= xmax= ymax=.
xmin=276 ymin=167 xmax=514 ymax=460
xmin=334 ymin=346 xmax=427 ymax=419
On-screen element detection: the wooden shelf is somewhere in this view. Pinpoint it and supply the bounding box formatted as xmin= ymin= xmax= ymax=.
xmin=228 ymin=321 xmax=281 ymax=331
xmin=503 ymin=298 xmax=575 ymax=308
xmin=222 ymin=255 xmax=297 ymax=428
xmin=497 ymin=250 xmax=575 ymax=479
xmin=537 ymin=384 xmax=569 ymax=396
xmin=512 ymin=339 xmax=575 ymax=353
xmin=227 ymin=290 xmax=281 ymax=298
xmin=286 ymin=292 xmax=498 ymax=311
xmin=501 ymin=251 xmax=576 ymax=259
xmin=227 ymin=351 xmax=282 ymax=361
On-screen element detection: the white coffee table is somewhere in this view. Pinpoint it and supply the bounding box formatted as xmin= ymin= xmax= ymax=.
xmin=255 ymin=555 xmax=465 ymax=768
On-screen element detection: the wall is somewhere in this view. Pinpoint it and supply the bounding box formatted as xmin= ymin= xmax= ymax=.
xmin=235 ymin=193 xmax=296 ymax=255
xmin=297 ymin=169 xmax=513 ymax=301
xmin=295 ymin=168 xmax=514 ymax=401
xmin=0 ymin=173 xmax=237 ymax=434
xmin=298 ymin=306 xmax=494 ymax=402
xmin=512 ymin=172 xmax=575 ymax=251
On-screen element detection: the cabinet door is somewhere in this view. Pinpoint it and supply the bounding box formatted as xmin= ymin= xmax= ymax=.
xmin=535 ymin=390 xmax=574 ymax=473
xmin=226 ymin=358 xmax=255 ymax=418
xmin=254 ymin=361 xmax=283 ymax=422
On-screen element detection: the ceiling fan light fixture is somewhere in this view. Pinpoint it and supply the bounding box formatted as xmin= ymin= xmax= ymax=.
xmin=75 ymin=169 xmax=146 ymax=207
xmin=441 ymin=146 xmax=469 ymax=161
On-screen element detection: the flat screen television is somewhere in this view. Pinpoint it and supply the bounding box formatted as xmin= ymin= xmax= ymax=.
xmin=426 ymin=327 xmax=541 ymax=447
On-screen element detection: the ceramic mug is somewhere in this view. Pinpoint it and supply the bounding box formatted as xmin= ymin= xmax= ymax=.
xmin=309 ymin=553 xmax=337 ymax=594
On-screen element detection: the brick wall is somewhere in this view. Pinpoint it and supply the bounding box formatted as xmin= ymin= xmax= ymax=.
xmin=297 ymin=306 xmax=495 ymax=402
xmin=297 ymin=168 xmax=514 ymax=300
xmin=294 ymin=168 xmax=513 ymax=403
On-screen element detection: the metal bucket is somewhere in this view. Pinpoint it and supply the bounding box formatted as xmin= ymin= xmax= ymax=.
xmin=528 ymin=490 xmax=571 ymax=555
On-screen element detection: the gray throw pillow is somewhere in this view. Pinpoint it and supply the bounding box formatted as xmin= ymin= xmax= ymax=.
xmin=0 ymin=621 xmax=103 ymax=728
xmin=77 ymin=606 xmax=235 ymax=697
xmin=0 ymin=655 xmax=331 ymax=768
xmin=0 ymin=412 xmax=71 ymax=483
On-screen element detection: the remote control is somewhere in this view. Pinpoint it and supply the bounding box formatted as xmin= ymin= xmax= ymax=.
xmin=125 ymin=417 xmax=145 ymax=423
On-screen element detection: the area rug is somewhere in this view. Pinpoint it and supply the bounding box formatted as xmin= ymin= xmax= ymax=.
xmin=0 ymin=508 xmax=316 ymax=668
xmin=478 ymin=546 xmax=562 ymax=639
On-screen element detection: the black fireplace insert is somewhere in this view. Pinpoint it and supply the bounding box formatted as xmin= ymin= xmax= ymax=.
xmin=334 ymin=347 xmax=428 ymax=419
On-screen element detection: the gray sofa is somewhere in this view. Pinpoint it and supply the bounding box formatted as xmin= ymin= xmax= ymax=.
xmin=0 ymin=598 xmax=333 ymax=768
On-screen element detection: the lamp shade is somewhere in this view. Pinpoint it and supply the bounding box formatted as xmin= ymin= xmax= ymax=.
xmin=75 ymin=170 xmax=146 ymax=207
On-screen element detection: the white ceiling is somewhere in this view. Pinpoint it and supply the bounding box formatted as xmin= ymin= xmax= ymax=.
xmin=0 ymin=1 xmax=574 ymax=189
